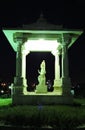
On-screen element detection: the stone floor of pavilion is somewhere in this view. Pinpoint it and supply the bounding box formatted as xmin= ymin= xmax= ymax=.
xmin=24 ymin=91 xmax=62 ymax=95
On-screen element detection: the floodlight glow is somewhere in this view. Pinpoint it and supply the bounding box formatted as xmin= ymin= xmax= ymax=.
xmin=24 ymin=39 xmax=60 ymax=54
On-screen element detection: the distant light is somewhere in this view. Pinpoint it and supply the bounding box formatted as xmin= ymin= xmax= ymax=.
xmin=1 ymin=90 xmax=4 ymax=94
xmin=1 ymin=83 xmax=6 ymax=87
xmin=9 ymin=86 xmax=12 ymax=89
xmin=71 ymin=90 xmax=74 ymax=95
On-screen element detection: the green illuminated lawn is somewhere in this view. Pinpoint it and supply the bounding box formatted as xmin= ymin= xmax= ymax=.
xmin=0 ymin=98 xmax=12 ymax=106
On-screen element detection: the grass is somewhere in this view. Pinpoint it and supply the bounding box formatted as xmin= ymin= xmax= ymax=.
xmin=0 ymin=98 xmax=12 ymax=106
xmin=74 ymin=98 xmax=85 ymax=105
xmin=0 ymin=97 xmax=85 ymax=129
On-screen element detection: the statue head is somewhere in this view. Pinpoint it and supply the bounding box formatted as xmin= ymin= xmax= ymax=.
xmin=40 ymin=60 xmax=45 ymax=69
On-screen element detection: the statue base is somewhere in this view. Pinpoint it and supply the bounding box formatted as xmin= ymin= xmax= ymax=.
xmin=35 ymin=85 xmax=47 ymax=93
xmin=12 ymin=94 xmax=73 ymax=105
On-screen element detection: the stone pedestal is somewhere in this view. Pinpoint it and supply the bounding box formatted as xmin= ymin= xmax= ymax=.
xmin=36 ymin=84 xmax=47 ymax=93
xmin=12 ymin=86 xmax=24 ymax=95
xmin=61 ymin=77 xmax=72 ymax=96
xmin=53 ymin=79 xmax=62 ymax=95
xmin=13 ymin=77 xmax=27 ymax=95
xmin=12 ymin=94 xmax=73 ymax=105
xmin=14 ymin=76 xmax=23 ymax=86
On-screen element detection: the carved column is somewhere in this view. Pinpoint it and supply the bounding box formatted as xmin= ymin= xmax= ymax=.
xmin=13 ymin=32 xmax=28 ymax=95
xmin=52 ymin=50 xmax=62 ymax=95
xmin=14 ymin=42 xmax=23 ymax=86
xmin=61 ymin=34 xmax=71 ymax=96
xmin=62 ymin=43 xmax=69 ymax=78
xmin=22 ymin=50 xmax=26 ymax=84
xmin=13 ymin=41 xmax=25 ymax=94
xmin=55 ymin=50 xmax=60 ymax=80
xmin=21 ymin=45 xmax=30 ymax=93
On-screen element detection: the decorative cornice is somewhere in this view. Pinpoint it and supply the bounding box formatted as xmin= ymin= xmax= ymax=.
xmin=13 ymin=32 xmax=30 ymax=44
xmin=61 ymin=34 xmax=72 ymax=45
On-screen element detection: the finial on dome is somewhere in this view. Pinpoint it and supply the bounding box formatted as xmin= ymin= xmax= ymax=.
xmin=37 ymin=11 xmax=47 ymax=23
xmin=39 ymin=11 xmax=44 ymax=18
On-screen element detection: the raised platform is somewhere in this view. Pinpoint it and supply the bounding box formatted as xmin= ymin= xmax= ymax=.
xmin=12 ymin=92 xmax=73 ymax=105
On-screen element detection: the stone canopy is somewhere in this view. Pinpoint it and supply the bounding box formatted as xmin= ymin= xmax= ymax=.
xmin=3 ymin=14 xmax=83 ymax=52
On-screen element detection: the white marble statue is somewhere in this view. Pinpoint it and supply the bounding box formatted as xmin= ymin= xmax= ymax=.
xmin=38 ymin=60 xmax=46 ymax=75
xmin=36 ymin=60 xmax=47 ymax=93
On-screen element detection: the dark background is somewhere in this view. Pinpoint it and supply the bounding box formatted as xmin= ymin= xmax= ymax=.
xmin=0 ymin=0 xmax=85 ymax=85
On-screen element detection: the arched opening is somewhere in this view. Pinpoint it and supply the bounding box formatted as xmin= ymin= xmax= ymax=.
xmin=26 ymin=52 xmax=55 ymax=91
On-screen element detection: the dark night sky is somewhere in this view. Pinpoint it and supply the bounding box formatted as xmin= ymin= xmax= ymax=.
xmin=0 ymin=0 xmax=85 ymax=84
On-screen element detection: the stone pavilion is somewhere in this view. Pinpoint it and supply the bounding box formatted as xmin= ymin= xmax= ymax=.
xmin=2 ymin=14 xmax=83 ymax=105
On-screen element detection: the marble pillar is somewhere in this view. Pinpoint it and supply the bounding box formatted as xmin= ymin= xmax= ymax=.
xmin=61 ymin=34 xmax=71 ymax=96
xmin=52 ymin=50 xmax=62 ymax=95
xmin=14 ymin=42 xmax=23 ymax=86
xmin=13 ymin=42 xmax=27 ymax=94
